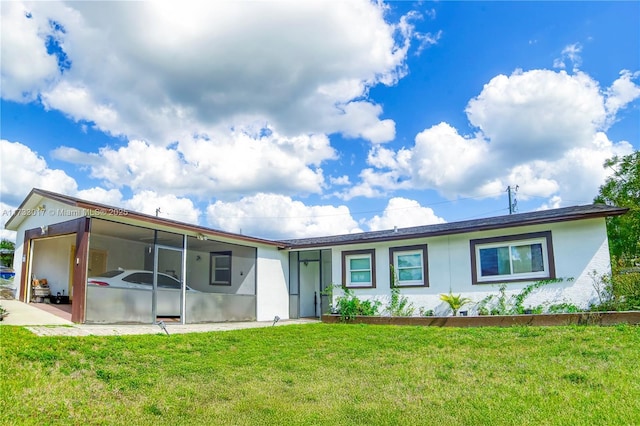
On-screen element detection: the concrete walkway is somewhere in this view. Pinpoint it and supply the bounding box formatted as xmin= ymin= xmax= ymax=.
xmin=0 ymin=298 xmax=318 ymax=336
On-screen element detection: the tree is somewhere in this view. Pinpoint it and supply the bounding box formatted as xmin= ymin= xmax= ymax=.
xmin=594 ymin=151 xmax=640 ymax=267
xmin=0 ymin=239 xmax=15 ymax=267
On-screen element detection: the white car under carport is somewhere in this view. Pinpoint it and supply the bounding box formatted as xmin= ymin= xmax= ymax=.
xmin=88 ymin=269 xmax=198 ymax=317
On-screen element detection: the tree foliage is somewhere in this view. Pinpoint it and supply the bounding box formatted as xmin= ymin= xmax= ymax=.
xmin=0 ymin=239 xmax=15 ymax=267
xmin=594 ymin=151 xmax=640 ymax=266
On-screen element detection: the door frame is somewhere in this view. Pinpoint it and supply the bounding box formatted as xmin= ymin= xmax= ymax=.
xmin=20 ymin=217 xmax=90 ymax=323
xmin=153 ymin=244 xmax=184 ymax=323
xmin=293 ymin=249 xmax=331 ymax=318
xmin=299 ymin=259 xmax=320 ymax=317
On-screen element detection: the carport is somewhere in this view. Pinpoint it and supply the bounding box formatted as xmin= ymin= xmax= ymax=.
xmin=6 ymin=189 xmax=287 ymax=325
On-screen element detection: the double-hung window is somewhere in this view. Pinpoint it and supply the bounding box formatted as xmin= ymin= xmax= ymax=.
xmin=342 ymin=249 xmax=376 ymax=288
xmin=389 ymin=245 xmax=428 ymax=287
xmin=470 ymin=231 xmax=555 ymax=284
xmin=210 ymin=251 xmax=232 ymax=286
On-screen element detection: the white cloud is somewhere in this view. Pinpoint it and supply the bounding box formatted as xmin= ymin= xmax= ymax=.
xmin=341 ymin=69 xmax=638 ymax=207
xmin=553 ymin=43 xmax=582 ymax=71
xmin=76 ymin=187 xmax=124 ymax=207
xmin=0 ymin=140 xmax=202 ymax=230
xmin=366 ymin=197 xmax=445 ymax=231
xmin=466 ymin=70 xmax=606 ymax=158
xmin=41 ymin=81 xmax=120 ymax=132
xmin=338 ymin=123 xmax=491 ymax=200
xmin=0 ymin=2 xmax=61 ymax=101
xmin=414 ymin=30 xmax=443 ymax=56
xmin=6 ymin=0 xmax=413 ymax=144
xmin=1 ymin=138 xmax=349 ymax=241
xmin=409 ymin=123 xmax=491 ymax=194
xmin=604 ymin=70 xmax=640 ymax=119
xmin=538 ymin=195 xmax=562 ymax=211
xmin=53 ymin=127 xmax=336 ymax=198
xmin=1 ymin=201 xmax=19 ymax=242
xmin=330 ymin=175 xmax=351 ymax=186
xmin=207 ymin=193 xmax=362 ymax=239
xmin=124 ymin=191 xmax=201 ymax=225
xmin=0 ymin=140 xmax=78 ymax=206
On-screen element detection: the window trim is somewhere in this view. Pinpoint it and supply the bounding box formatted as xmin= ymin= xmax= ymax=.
xmin=342 ymin=249 xmax=376 ymax=289
xmin=470 ymin=231 xmax=555 ymax=284
xmin=389 ymin=244 xmax=428 ymax=288
xmin=210 ymin=251 xmax=232 ymax=286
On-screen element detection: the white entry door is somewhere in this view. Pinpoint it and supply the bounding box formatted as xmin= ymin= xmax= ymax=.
xmin=299 ymin=261 xmax=320 ymax=317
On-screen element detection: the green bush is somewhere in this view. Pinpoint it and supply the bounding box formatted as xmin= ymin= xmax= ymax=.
xmin=475 ymin=279 xmax=570 ymax=315
xmin=386 ymin=285 xmax=415 ymax=316
xmin=547 ymin=303 xmax=580 ymax=313
xmin=334 ymin=288 xmax=382 ymax=321
xmin=613 ymin=271 xmax=640 ymax=310
xmin=439 ymin=292 xmax=472 ymax=316
xmin=386 ymin=265 xmax=415 ymax=317
xmin=590 ymin=270 xmax=640 ymax=311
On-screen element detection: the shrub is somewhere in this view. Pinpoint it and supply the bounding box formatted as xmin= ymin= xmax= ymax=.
xmin=547 ymin=303 xmax=580 ymax=313
xmin=386 ymin=265 xmax=415 ymax=317
xmin=418 ymin=307 xmax=434 ymax=316
xmin=334 ymin=287 xmax=381 ymax=321
xmin=589 ymin=269 xmax=640 ymax=311
xmin=386 ymin=285 xmax=415 ymax=316
xmin=475 ymin=278 xmax=570 ymax=315
xmin=612 ymin=270 xmax=640 ymax=310
xmin=439 ymin=292 xmax=472 ymax=316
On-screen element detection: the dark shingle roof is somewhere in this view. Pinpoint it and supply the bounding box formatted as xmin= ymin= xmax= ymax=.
xmin=279 ymin=204 xmax=627 ymax=249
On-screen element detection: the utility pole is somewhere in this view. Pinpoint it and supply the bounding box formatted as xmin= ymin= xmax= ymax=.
xmin=507 ymin=185 xmax=519 ymax=214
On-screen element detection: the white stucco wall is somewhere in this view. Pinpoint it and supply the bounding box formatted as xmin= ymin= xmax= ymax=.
xmin=196 ymin=244 xmax=257 ymax=295
xmin=31 ymin=235 xmax=75 ymax=299
xmin=255 ymin=246 xmax=289 ymax=321
xmin=329 ymin=218 xmax=612 ymax=315
xmin=89 ymin=234 xmax=147 ymax=272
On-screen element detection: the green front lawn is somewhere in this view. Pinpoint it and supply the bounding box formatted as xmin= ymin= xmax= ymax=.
xmin=1 ymin=323 xmax=639 ymax=425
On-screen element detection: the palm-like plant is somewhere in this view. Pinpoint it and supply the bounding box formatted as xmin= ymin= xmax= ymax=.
xmin=439 ymin=292 xmax=472 ymax=316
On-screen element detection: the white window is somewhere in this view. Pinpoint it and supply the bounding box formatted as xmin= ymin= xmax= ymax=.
xmin=471 ymin=232 xmax=555 ymax=284
xmin=390 ymin=245 xmax=428 ymax=287
xmin=210 ymin=251 xmax=232 ymax=286
xmin=342 ymin=249 xmax=376 ymax=288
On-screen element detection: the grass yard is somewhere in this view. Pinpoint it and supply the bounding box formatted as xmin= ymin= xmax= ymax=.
xmin=1 ymin=323 xmax=639 ymax=425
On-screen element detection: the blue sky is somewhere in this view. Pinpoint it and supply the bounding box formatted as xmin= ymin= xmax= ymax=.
xmin=1 ymin=1 xmax=639 ymax=241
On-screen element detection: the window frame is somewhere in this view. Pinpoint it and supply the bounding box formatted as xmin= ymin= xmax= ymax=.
xmin=342 ymin=249 xmax=376 ymax=289
xmin=389 ymin=245 xmax=428 ymax=288
xmin=210 ymin=251 xmax=232 ymax=286
xmin=470 ymin=231 xmax=555 ymax=285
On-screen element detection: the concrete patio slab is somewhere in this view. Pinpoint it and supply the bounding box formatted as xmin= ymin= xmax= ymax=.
xmin=0 ymin=298 xmax=73 ymax=326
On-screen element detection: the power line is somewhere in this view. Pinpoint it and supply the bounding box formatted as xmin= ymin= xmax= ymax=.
xmin=158 ymin=190 xmax=508 ymax=221
xmin=517 ymin=192 xmax=594 ymax=205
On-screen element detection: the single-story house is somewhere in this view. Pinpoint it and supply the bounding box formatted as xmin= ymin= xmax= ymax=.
xmin=5 ymin=188 xmax=627 ymax=323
